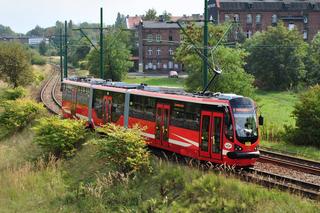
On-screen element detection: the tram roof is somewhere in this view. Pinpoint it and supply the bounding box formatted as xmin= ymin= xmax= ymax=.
xmin=63 ymin=78 xmax=244 ymax=106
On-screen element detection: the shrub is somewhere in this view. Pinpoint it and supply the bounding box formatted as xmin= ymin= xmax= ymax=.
xmin=2 ymin=87 xmax=26 ymax=100
xmin=0 ymin=99 xmax=45 ymax=137
xmin=92 ymin=124 xmax=151 ymax=174
xmin=33 ymin=116 xmax=88 ymax=158
xmin=285 ymin=85 xmax=320 ymax=147
xmin=31 ymin=54 xmax=46 ymax=65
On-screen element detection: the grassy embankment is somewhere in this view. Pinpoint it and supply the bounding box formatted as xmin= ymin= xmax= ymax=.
xmin=0 ymin=128 xmax=319 ymax=212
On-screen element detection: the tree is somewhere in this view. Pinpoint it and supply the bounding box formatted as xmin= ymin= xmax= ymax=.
xmin=38 ymin=41 xmax=48 ymax=55
xmin=161 ymin=10 xmax=172 ymax=21
xmin=244 ymin=22 xmax=307 ymax=90
xmin=175 ymin=24 xmax=255 ymax=97
xmin=0 ymin=24 xmax=16 ymax=36
xmin=26 ymin=25 xmax=45 ymax=37
xmin=285 ymin=85 xmax=320 ymax=148
xmin=305 ymin=32 xmax=320 ymax=85
xmin=0 ymin=42 xmax=34 ymax=87
xmin=144 ymin=9 xmax=157 ymax=21
xmin=69 ymin=40 xmax=91 ymax=67
xmin=87 ymin=29 xmax=133 ymax=81
xmin=115 ymin=12 xmax=126 ymax=28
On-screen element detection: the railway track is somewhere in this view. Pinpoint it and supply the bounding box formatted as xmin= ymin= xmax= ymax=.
xmin=258 ymin=149 xmax=320 ymax=176
xmin=40 ymin=65 xmax=62 ymax=114
xmin=243 ymin=168 xmax=320 ymax=200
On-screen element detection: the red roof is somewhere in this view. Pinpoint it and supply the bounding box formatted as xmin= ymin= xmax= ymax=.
xmin=126 ymin=16 xmax=142 ymax=29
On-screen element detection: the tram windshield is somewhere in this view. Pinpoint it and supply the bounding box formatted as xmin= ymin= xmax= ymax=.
xmin=230 ymin=98 xmax=258 ymax=143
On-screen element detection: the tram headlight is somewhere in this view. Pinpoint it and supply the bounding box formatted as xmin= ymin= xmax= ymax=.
xmin=235 ymin=144 xmax=242 ymax=151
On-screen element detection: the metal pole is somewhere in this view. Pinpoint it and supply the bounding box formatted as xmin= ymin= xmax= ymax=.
xmin=64 ymin=20 xmax=68 ymax=78
xmin=203 ymin=0 xmax=209 ymax=89
xmin=100 ymin=7 xmax=104 ymax=79
xmin=60 ymin=28 xmax=63 ymax=82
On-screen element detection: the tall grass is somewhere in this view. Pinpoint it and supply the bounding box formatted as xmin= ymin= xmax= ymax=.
xmin=255 ymin=90 xmax=297 ymax=142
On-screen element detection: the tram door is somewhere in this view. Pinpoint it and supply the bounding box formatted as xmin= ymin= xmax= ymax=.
xmin=199 ymin=111 xmax=223 ymax=160
xmin=71 ymin=87 xmax=77 ymax=117
xmin=155 ymin=103 xmax=170 ymax=147
xmin=102 ymin=96 xmax=112 ymax=124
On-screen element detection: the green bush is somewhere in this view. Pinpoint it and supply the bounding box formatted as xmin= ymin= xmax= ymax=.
xmin=0 ymin=99 xmax=45 ymax=137
xmin=31 ymin=54 xmax=46 ymax=65
xmin=2 ymin=87 xmax=26 ymax=100
xmin=285 ymin=85 xmax=320 ymax=147
xmin=33 ymin=117 xmax=88 ymax=158
xmin=29 ymin=48 xmax=46 ymax=65
xmin=79 ymin=60 xmax=88 ymax=70
xmin=92 ymin=124 xmax=151 ymax=174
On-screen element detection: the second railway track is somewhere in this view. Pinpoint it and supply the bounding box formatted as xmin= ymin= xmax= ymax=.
xmin=40 ymin=65 xmax=62 ymax=114
xmin=258 ymin=149 xmax=320 ymax=176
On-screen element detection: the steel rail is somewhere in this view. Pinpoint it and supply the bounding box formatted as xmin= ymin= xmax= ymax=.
xmin=244 ymin=168 xmax=320 ymax=200
xmin=259 ymin=149 xmax=320 ymax=176
xmin=40 ymin=65 xmax=61 ymax=114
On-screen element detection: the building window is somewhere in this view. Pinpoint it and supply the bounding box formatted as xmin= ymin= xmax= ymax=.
xmin=168 ymin=61 xmax=173 ymax=69
xmin=303 ymin=30 xmax=308 ymax=40
xmin=156 ymin=34 xmax=161 ymax=42
xmin=246 ymin=14 xmax=252 ymax=24
xmin=288 ymin=23 xmax=295 ymax=31
xmin=157 ymin=61 xmax=161 ymax=68
xmin=256 ymin=14 xmax=261 ymax=24
xmin=147 ymin=47 xmax=153 ymax=56
xmin=169 ymin=48 xmax=174 ymax=55
xmin=225 ymin=14 xmax=230 ymax=22
xmin=147 ymin=34 xmax=153 ymax=42
xmin=246 ymin=30 xmax=252 ymax=38
xmin=156 ymin=48 xmax=161 ymax=56
xmin=272 ymin=14 xmax=277 ymax=24
xmin=234 ymin=14 xmax=240 ymax=22
xmin=148 ymin=61 xmax=153 ymax=69
xmin=169 ymin=35 xmax=173 ymax=41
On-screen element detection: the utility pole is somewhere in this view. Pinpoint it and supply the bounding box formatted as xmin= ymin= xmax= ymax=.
xmin=203 ymin=0 xmax=209 ymax=89
xmin=59 ymin=28 xmax=63 ymax=82
xmin=64 ymin=20 xmax=68 ymax=78
xmin=100 ymin=7 xmax=104 ymax=79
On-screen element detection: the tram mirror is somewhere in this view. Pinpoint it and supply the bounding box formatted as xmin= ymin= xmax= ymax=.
xmin=258 ymin=115 xmax=264 ymax=126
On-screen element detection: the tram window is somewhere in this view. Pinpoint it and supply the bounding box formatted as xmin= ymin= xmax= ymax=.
xmin=93 ymin=90 xmax=104 ymax=119
xmin=145 ymin=97 xmax=156 ymax=121
xmin=224 ymin=107 xmax=234 ymax=141
xmin=111 ymin=92 xmax=124 ymax=122
xmin=129 ymin=95 xmax=155 ymax=121
xmin=171 ymin=102 xmax=200 ymax=131
xmin=76 ymin=86 xmax=89 ymax=105
xmin=62 ymin=85 xmax=73 ymax=101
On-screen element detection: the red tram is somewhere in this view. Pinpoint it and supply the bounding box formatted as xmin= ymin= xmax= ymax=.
xmin=62 ymin=77 xmax=262 ymax=167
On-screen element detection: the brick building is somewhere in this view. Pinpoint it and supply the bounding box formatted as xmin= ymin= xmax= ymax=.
xmin=209 ymin=0 xmax=320 ymax=41
xmin=127 ymin=16 xmax=183 ymax=72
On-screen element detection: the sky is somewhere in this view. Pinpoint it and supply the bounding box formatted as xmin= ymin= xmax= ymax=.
xmin=0 ymin=0 xmax=204 ymax=34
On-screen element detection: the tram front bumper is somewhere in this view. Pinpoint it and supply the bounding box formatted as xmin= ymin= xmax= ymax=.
xmin=227 ymin=151 xmax=260 ymax=159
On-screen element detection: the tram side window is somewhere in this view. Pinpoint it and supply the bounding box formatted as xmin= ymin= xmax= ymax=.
xmin=224 ymin=107 xmax=234 ymax=141
xmin=76 ymin=86 xmax=90 ymax=106
xmin=129 ymin=95 xmax=155 ymax=121
xmin=93 ymin=89 xmax=104 ymax=119
xmin=171 ymin=102 xmax=200 ymax=131
xmin=110 ymin=92 xmax=125 ymax=122
xmin=145 ymin=97 xmax=156 ymax=121
xmin=62 ymin=84 xmax=73 ymax=101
